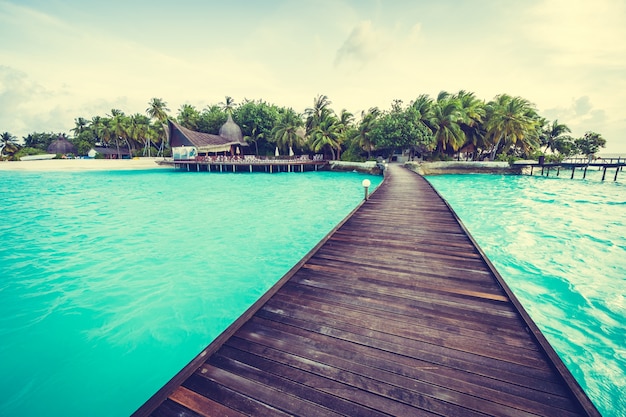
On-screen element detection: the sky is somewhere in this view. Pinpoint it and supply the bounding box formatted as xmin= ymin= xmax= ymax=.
xmin=1 ymin=0 xmax=625 ymax=154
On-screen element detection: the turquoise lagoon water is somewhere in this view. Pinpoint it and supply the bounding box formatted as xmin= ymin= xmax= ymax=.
xmin=0 ymin=169 xmax=381 ymax=417
xmin=426 ymin=173 xmax=625 ymax=417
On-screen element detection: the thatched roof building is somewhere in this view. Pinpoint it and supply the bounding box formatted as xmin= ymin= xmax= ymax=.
xmin=47 ymin=136 xmax=76 ymax=155
xmin=168 ymin=119 xmax=247 ymax=155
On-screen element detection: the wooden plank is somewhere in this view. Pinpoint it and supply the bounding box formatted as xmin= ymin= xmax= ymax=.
xmin=169 ymin=386 xmax=247 ymax=417
xmin=182 ymin=373 xmax=293 ymax=417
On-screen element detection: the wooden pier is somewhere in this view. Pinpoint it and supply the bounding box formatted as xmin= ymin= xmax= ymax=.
xmin=518 ymin=160 xmax=624 ymax=181
xmin=133 ymin=164 xmax=600 ymax=417
xmin=158 ymin=158 xmax=328 ymax=173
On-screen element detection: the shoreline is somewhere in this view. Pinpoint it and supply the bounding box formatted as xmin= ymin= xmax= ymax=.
xmin=0 ymin=158 xmax=529 ymax=176
xmin=0 ymin=157 xmax=170 ymax=172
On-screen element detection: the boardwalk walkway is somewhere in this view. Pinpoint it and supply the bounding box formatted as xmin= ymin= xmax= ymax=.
xmin=134 ymin=164 xmax=599 ymax=417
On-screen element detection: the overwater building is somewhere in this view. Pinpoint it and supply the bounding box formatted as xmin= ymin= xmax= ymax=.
xmin=169 ymin=116 xmax=247 ymax=160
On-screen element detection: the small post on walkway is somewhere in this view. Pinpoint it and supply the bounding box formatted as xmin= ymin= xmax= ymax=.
xmin=362 ymin=179 xmax=371 ymax=201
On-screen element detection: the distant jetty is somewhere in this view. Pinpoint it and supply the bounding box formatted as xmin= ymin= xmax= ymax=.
xmin=405 ymin=159 xmax=624 ymax=181
xmin=406 ymin=161 xmax=521 ymax=175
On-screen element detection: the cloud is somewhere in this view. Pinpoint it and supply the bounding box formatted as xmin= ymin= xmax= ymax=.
xmin=543 ymin=95 xmax=609 ymax=137
xmin=334 ymin=21 xmax=385 ymax=69
xmin=0 ymin=66 xmax=56 ymax=136
xmin=523 ymin=0 xmax=626 ymax=68
xmin=573 ymin=96 xmax=593 ymax=116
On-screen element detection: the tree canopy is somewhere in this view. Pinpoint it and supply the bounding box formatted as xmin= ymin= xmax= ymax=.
xmin=0 ymin=91 xmax=611 ymax=161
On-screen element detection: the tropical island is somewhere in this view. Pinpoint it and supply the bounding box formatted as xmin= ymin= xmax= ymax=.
xmin=0 ymin=91 xmax=608 ymax=164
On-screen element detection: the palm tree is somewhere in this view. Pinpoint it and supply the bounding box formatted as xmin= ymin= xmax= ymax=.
xmin=244 ymin=124 xmax=264 ymax=156
xmin=271 ymin=109 xmax=304 ymax=155
xmin=335 ymin=109 xmax=354 ymax=160
xmin=337 ymin=109 xmax=354 ymax=132
xmin=109 ymin=109 xmax=128 ymax=158
xmin=177 ymin=104 xmax=200 ymax=130
xmin=431 ymin=94 xmax=465 ymax=154
xmin=310 ymin=113 xmax=341 ymax=160
xmin=219 ymin=96 xmax=236 ymax=115
xmin=127 ymin=113 xmax=151 ymax=157
xmin=410 ymin=94 xmax=437 ymax=133
xmin=352 ymin=108 xmax=380 ymax=159
xmin=541 ymin=119 xmax=571 ymax=153
xmin=484 ymin=94 xmax=540 ymax=159
xmin=146 ymin=97 xmax=170 ymax=122
xmin=144 ymin=128 xmax=159 ymax=157
xmin=305 ymin=94 xmax=333 ymax=133
xmin=71 ymin=117 xmax=89 ymax=137
xmin=146 ymin=98 xmax=170 ymax=156
xmin=94 ymin=117 xmax=114 ymax=152
xmin=454 ymin=90 xmax=486 ymax=157
xmin=0 ymin=132 xmax=19 ymax=159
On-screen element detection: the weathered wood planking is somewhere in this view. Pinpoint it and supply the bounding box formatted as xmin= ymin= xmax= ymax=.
xmin=134 ymin=164 xmax=600 ymax=417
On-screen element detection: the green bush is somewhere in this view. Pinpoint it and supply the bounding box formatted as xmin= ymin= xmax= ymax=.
xmin=12 ymin=147 xmax=48 ymax=161
xmin=340 ymin=149 xmax=366 ymax=162
xmin=495 ymin=153 xmax=518 ymax=164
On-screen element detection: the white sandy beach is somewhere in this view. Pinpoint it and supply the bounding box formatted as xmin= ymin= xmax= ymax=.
xmin=0 ymin=157 xmax=170 ymax=171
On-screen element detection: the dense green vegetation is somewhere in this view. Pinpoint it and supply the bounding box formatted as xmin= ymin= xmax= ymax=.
xmin=0 ymin=91 xmax=607 ymax=161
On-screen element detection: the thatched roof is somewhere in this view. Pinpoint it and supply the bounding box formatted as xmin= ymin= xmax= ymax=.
xmin=168 ymin=120 xmax=247 ymax=152
xmin=47 ymin=137 xmax=76 ymax=154
xmin=219 ymin=114 xmax=243 ymax=143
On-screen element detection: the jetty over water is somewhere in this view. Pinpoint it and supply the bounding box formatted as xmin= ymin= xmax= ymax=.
xmin=158 ymin=156 xmax=328 ymax=173
xmin=516 ymin=158 xmax=625 ymax=181
xmin=134 ymin=164 xmax=600 ymax=417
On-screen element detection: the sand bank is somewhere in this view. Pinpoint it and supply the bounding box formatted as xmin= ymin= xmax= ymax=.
xmin=0 ymin=158 xmax=170 ymax=172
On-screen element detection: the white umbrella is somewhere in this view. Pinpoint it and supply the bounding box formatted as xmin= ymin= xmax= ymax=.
xmin=275 ymin=146 xmax=280 ymax=157
xmin=289 ymin=146 xmax=294 ymax=157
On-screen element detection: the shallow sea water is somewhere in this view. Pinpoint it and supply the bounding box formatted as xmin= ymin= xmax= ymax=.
xmin=426 ymin=173 xmax=625 ymax=417
xmin=0 ymin=169 xmax=381 ymax=417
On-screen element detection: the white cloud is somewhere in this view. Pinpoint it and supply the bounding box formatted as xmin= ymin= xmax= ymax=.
xmin=334 ymin=21 xmax=386 ymax=69
xmin=0 ymin=66 xmax=59 ymax=135
xmin=524 ymin=0 xmax=626 ymax=68
xmin=573 ymin=96 xmax=593 ymax=117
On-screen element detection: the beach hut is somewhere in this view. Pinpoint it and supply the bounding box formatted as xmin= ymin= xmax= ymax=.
xmin=93 ymin=146 xmax=130 ymax=159
xmin=47 ymin=136 xmax=76 ymax=155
